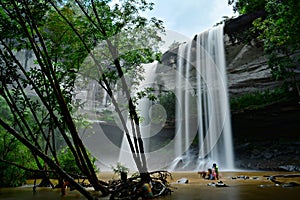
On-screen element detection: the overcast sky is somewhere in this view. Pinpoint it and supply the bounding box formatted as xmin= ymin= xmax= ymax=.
xmin=142 ymin=0 xmax=236 ymax=52
xmin=110 ymin=0 xmax=236 ymax=52
xmin=145 ymin=0 xmax=235 ymax=38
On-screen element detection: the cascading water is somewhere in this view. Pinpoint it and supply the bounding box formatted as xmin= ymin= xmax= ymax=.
xmin=171 ymin=24 xmax=234 ymax=171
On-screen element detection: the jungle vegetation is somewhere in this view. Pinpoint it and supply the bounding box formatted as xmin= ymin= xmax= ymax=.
xmin=0 ymin=0 xmax=163 ymax=198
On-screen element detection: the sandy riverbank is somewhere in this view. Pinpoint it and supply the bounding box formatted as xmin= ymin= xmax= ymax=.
xmin=1 ymin=171 xmax=300 ymax=200
xmin=98 ymin=171 xmax=300 ymax=200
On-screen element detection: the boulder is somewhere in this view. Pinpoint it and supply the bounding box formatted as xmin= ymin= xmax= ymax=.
xmin=176 ymin=178 xmax=189 ymax=184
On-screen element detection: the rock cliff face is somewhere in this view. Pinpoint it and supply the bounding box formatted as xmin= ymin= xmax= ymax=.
xmin=225 ymin=38 xmax=283 ymax=97
xmin=160 ymin=36 xmax=286 ymax=98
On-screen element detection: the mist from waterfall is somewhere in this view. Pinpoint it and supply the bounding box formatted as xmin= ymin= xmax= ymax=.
xmin=171 ymin=24 xmax=234 ymax=171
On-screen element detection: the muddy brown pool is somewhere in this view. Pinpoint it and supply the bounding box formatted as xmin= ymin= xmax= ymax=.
xmin=1 ymin=171 xmax=299 ymax=200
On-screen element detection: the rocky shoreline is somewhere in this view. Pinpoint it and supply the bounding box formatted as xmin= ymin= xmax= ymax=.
xmin=234 ymin=140 xmax=300 ymax=171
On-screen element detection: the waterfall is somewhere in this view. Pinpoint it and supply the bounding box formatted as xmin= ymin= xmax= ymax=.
xmin=172 ymin=24 xmax=234 ymax=170
xmin=78 ymin=24 xmax=234 ymax=172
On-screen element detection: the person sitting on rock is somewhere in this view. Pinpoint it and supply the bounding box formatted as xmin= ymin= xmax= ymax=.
xmin=207 ymin=168 xmax=214 ymax=180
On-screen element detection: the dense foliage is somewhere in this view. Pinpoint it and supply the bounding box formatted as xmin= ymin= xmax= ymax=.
xmin=0 ymin=93 xmax=35 ymax=187
xmin=229 ymin=0 xmax=267 ymax=14
xmin=57 ymin=147 xmax=98 ymax=175
xmin=0 ymin=0 xmax=163 ymax=196
xmin=230 ymin=87 xmax=294 ymax=111
xmin=158 ymin=91 xmax=176 ymax=124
